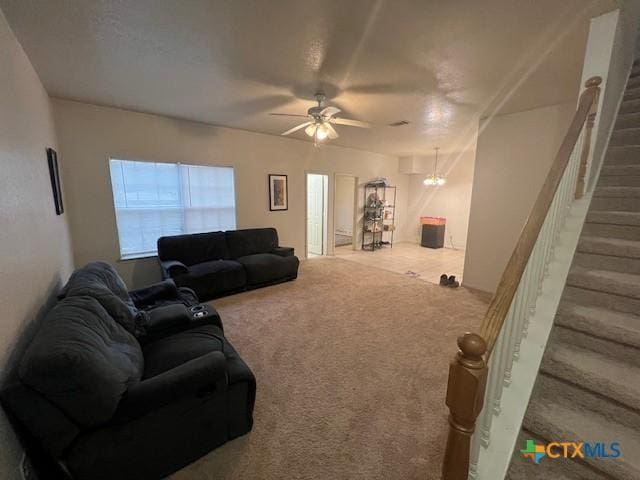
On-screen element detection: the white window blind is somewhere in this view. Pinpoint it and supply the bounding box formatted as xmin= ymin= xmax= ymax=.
xmin=109 ymin=159 xmax=236 ymax=258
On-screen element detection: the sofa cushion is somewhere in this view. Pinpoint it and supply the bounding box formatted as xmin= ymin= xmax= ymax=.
xmin=158 ymin=231 xmax=230 ymax=266
xmin=59 ymin=262 xmax=140 ymax=335
xmin=142 ymin=324 xmax=254 ymax=387
xmin=19 ymin=296 xmax=144 ymax=427
xmin=237 ymin=253 xmax=299 ymax=286
xmin=225 ymin=228 xmax=279 ymax=259
xmin=173 ymin=260 xmax=246 ymax=300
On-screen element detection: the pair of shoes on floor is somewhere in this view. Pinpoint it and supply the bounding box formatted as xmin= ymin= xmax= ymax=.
xmin=439 ymin=274 xmax=459 ymax=288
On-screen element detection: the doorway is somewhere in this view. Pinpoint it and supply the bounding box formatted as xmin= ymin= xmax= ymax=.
xmin=306 ymin=173 xmax=328 ymax=257
xmin=334 ymin=174 xmax=356 ymax=251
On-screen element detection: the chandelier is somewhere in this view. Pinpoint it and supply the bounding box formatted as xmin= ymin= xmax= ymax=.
xmin=423 ymin=147 xmax=446 ymax=186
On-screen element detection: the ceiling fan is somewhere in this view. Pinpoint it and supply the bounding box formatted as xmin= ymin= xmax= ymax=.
xmin=270 ymin=92 xmax=371 ymax=144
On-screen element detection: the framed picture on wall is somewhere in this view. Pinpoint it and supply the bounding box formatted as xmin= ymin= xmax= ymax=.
xmin=47 ymin=147 xmax=64 ymax=215
xmin=269 ymin=174 xmax=288 ymax=211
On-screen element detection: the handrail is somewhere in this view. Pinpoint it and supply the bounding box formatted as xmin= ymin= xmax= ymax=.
xmin=480 ymin=76 xmax=601 ymax=356
xmin=441 ymin=76 xmax=602 ymax=480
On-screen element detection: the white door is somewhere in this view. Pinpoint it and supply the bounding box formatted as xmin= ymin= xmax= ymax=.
xmin=307 ymin=174 xmax=325 ymax=256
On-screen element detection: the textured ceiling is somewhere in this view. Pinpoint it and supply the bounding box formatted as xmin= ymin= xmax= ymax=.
xmin=1 ymin=0 xmax=617 ymax=156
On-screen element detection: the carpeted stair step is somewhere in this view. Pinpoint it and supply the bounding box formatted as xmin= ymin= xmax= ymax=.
xmin=573 ymin=251 xmax=640 ymax=275
xmin=594 ymin=186 xmax=640 ymax=198
xmin=536 ymin=373 xmax=640 ymax=436
xmin=563 ymin=285 xmax=640 ymax=317
xmin=597 ymin=174 xmax=640 ymax=186
xmin=620 ymin=98 xmax=640 ymax=114
xmin=567 ymin=267 xmax=640 ymax=300
xmin=550 ymin=322 xmax=640 ymax=368
xmin=587 ymin=211 xmax=640 ymax=226
xmin=577 ymin=235 xmax=640 ymax=258
xmin=627 ymin=74 xmax=640 ymax=89
xmin=623 ymin=87 xmax=640 ymax=102
xmin=605 ymin=146 xmax=640 ymax=165
xmin=582 ymin=222 xmax=640 ymax=240
xmin=556 ymin=302 xmax=640 ymax=350
xmin=616 ymin=112 xmax=640 ymax=130
xmin=522 ymin=380 xmax=640 ymax=479
xmin=507 ymin=428 xmax=610 ymax=480
xmin=541 ymin=333 xmax=640 ymax=412
xmin=590 ymin=195 xmax=640 ymax=212
xmin=584 ymin=211 xmax=640 ymax=240
xmin=611 ymin=127 xmax=640 ymax=146
xmin=584 ymin=208 xmax=640 ymax=238
xmin=601 ymin=164 xmax=640 ymax=175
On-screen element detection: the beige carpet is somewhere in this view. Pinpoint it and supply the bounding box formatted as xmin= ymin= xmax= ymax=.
xmin=172 ymin=257 xmax=487 ymax=480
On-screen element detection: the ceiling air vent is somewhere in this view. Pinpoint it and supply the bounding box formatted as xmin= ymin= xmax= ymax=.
xmin=388 ymin=120 xmax=410 ymax=127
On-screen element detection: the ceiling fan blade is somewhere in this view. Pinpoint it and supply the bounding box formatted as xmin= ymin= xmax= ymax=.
xmin=331 ymin=117 xmax=371 ymax=128
xmin=325 ymin=123 xmax=339 ymax=139
xmin=270 ymin=113 xmax=310 ymax=118
xmin=281 ymin=121 xmax=313 ymax=136
xmin=320 ymin=106 xmax=341 ymax=118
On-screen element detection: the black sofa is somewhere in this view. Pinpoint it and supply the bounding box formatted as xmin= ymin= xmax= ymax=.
xmin=1 ymin=263 xmax=256 ymax=480
xmin=157 ymin=227 xmax=299 ymax=301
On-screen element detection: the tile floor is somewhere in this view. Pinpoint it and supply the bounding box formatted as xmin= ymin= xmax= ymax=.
xmin=333 ymin=241 xmax=466 ymax=285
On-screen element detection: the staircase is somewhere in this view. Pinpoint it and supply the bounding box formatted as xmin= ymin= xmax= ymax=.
xmin=507 ymin=63 xmax=640 ymax=479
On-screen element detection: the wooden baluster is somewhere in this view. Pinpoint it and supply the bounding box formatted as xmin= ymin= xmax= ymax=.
xmin=442 ymin=333 xmax=488 ymax=480
xmin=575 ymin=77 xmax=602 ymax=199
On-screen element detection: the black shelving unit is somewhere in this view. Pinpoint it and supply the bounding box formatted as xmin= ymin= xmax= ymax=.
xmin=362 ymin=182 xmax=396 ymax=251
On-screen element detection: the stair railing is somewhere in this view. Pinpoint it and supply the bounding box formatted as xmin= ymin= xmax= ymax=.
xmin=441 ymin=76 xmax=601 ymax=480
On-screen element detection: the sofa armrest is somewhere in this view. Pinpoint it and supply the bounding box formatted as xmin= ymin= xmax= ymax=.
xmin=160 ymin=259 xmax=189 ymax=278
xmin=144 ymin=304 xmax=191 ymax=334
xmin=271 ymin=246 xmax=294 ymax=257
xmin=114 ymin=351 xmax=227 ymax=422
xmin=129 ymin=279 xmax=180 ymax=309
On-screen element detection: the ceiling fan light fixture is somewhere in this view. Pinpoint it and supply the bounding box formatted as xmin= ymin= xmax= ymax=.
xmin=305 ymin=124 xmax=317 ymax=137
xmin=273 ymin=93 xmax=370 ymax=141
xmin=315 ymin=123 xmax=329 ymax=140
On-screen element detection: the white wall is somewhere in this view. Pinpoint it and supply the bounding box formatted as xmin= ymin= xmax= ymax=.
xmin=463 ymin=102 xmax=575 ymax=293
xmin=582 ymin=5 xmax=640 ymax=190
xmin=405 ymin=149 xmax=476 ymax=250
xmin=0 ymin=10 xmax=74 ymax=479
xmin=334 ymin=175 xmax=355 ymax=236
xmin=52 ymin=99 xmax=409 ymax=288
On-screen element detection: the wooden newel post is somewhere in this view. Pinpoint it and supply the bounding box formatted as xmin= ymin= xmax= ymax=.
xmin=442 ymin=333 xmax=488 ymax=480
xmin=575 ymin=76 xmax=602 ymax=199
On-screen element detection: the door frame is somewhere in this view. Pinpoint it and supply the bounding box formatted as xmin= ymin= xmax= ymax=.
xmin=305 ymin=171 xmax=330 ymax=258
xmin=332 ymin=173 xmax=358 ymax=253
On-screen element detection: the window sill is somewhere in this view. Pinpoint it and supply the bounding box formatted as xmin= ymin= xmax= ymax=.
xmin=118 ymin=253 xmax=158 ymax=262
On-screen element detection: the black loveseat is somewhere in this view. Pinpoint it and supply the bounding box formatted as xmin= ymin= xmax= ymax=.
xmin=1 ymin=263 xmax=256 ymax=480
xmin=157 ymin=227 xmax=299 ymax=301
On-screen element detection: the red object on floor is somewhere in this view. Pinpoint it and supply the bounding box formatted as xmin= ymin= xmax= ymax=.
xmin=420 ymin=216 xmax=446 ymax=226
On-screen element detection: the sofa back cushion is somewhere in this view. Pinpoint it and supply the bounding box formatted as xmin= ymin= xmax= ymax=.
xmin=19 ymin=296 xmax=144 ymax=427
xmin=225 ymin=228 xmax=279 ymax=259
xmin=59 ymin=262 xmax=140 ymax=335
xmin=157 ymin=231 xmax=230 ymax=266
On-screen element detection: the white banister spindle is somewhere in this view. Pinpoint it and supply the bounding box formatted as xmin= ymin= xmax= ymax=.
xmin=529 ymin=240 xmax=541 ymax=314
xmin=547 ymin=192 xmax=560 ymax=266
xmin=493 ymin=303 xmax=516 ymax=414
xmin=479 ymin=347 xmax=498 ymax=447
xmin=514 ymin=262 xmax=531 ymax=354
xmin=521 ymin=254 xmax=534 ymax=338
xmin=504 ymin=286 xmax=525 ymax=383
xmin=540 ymin=212 xmax=552 ymax=280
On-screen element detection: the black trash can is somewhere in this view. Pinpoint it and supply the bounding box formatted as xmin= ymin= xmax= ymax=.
xmin=420 ymin=217 xmax=445 ymax=249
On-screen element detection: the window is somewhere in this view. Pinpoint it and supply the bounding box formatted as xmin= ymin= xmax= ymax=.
xmin=109 ymin=159 xmax=236 ymax=259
